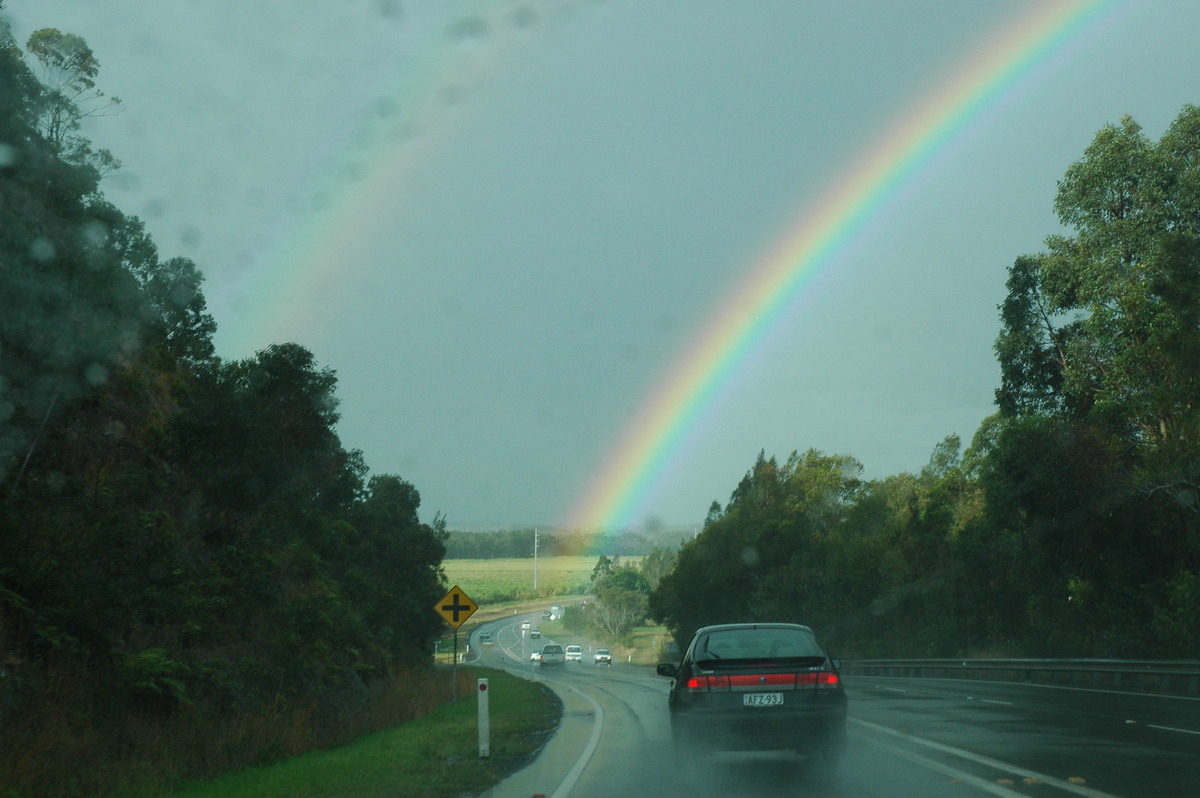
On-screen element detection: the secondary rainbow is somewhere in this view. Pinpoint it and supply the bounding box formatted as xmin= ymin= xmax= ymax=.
xmin=562 ymin=0 xmax=1130 ymax=531
xmin=227 ymin=0 xmax=556 ymax=358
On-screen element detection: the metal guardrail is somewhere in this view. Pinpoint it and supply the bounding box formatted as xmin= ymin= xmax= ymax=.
xmin=841 ymin=658 xmax=1200 ymax=696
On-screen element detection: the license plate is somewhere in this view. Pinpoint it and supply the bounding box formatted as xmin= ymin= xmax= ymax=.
xmin=743 ymin=692 xmax=783 ymax=707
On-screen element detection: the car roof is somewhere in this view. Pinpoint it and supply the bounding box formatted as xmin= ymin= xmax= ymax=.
xmin=693 ymin=622 xmax=814 ymax=635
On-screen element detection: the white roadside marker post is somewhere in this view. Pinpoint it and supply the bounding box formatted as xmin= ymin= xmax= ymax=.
xmin=477 ymin=678 xmax=490 ymax=758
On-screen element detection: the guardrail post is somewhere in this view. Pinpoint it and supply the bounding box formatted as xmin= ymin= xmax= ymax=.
xmin=477 ymin=678 xmax=490 ymax=758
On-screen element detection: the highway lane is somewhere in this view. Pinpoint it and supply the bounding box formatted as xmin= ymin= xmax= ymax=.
xmin=468 ymin=617 xmax=1196 ymax=797
xmin=844 ymin=676 xmax=1200 ymax=798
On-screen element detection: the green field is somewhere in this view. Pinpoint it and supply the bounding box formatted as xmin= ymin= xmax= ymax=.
xmin=442 ymin=556 xmax=599 ymax=604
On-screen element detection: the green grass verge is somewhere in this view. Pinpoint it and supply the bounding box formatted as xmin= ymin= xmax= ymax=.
xmin=153 ymin=668 xmax=560 ymax=798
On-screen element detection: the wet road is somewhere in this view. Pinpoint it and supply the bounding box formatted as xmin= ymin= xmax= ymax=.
xmin=471 ymin=617 xmax=1199 ymax=797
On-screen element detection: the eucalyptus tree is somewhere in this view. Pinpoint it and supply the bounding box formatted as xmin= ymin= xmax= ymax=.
xmin=991 ymin=106 xmax=1200 ymax=653
xmin=996 ymin=107 xmax=1200 ymax=494
xmin=24 ymin=27 xmax=120 ymax=172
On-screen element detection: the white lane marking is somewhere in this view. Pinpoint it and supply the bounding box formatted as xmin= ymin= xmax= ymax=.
xmin=854 ymin=674 xmax=1200 ymax=703
xmin=1146 ymin=723 xmax=1200 ymax=736
xmin=851 ymin=717 xmax=1123 ymax=798
xmin=548 ymin=681 xmax=605 ymax=798
xmin=856 ymin=734 xmax=1029 ymax=797
xmin=982 ymin=699 xmax=1015 ymax=706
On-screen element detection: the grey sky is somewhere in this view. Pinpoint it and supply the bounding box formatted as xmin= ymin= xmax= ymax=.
xmin=8 ymin=0 xmax=1200 ymax=529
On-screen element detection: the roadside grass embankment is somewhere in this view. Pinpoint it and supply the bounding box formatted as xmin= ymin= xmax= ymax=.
xmin=159 ymin=556 xmax=663 ymax=797
xmin=153 ymin=667 xmax=559 ymax=798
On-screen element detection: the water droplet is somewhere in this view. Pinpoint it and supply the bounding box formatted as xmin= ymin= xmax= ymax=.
xmin=511 ymin=7 xmax=538 ymax=29
xmin=30 ymin=238 xmax=55 ymax=262
xmin=180 ymin=225 xmax=201 ymax=248
xmin=85 ymin=363 xmax=109 ymax=387
xmin=81 ymin=221 xmax=109 ymax=247
xmin=144 ymin=197 xmax=167 ymax=218
xmin=447 ymin=16 xmax=489 ymax=42
xmin=439 ymin=84 xmax=469 ymax=107
xmin=376 ymin=0 xmax=402 ymax=19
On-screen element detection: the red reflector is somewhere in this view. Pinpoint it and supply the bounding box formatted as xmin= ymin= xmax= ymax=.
xmin=728 ymin=673 xmax=796 ymax=687
xmin=686 ymin=672 xmax=838 ymax=691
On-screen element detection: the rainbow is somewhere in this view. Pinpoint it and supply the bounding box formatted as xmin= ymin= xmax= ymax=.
xmin=562 ymin=0 xmax=1132 ymax=531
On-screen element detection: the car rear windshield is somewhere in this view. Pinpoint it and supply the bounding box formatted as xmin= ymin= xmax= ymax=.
xmin=542 ymin=645 xmax=562 ymax=653
xmin=696 ymin=628 xmax=823 ymax=663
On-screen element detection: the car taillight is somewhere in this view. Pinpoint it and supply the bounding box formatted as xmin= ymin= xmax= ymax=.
xmin=815 ymin=672 xmax=840 ymax=689
xmin=685 ymin=675 xmax=732 ymax=691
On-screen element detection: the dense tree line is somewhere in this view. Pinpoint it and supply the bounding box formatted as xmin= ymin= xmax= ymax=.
xmin=0 ymin=15 xmax=446 ymax=795
xmin=444 ymin=524 xmax=687 ymax=559
xmin=651 ymin=108 xmax=1200 ymax=660
xmin=556 ymin=553 xmax=674 ymax=641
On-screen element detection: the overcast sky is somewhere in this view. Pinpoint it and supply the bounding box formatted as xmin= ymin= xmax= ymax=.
xmin=8 ymin=0 xmax=1200 ymax=530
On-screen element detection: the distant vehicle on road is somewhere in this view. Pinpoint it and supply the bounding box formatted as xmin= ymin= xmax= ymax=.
xmin=480 ymin=632 xmax=493 ymax=645
xmin=565 ymin=644 xmax=583 ymax=662
xmin=594 ymin=648 xmax=612 ymax=665
xmin=530 ymin=650 xmax=542 ymax=663
xmin=530 ymin=628 xmax=541 ymax=639
xmin=521 ymin=621 xmax=531 ymax=630
xmin=539 ymin=644 xmax=565 ymax=666
xmin=542 ymin=610 xmax=553 ymax=619
xmin=656 ymin=623 xmax=846 ymax=766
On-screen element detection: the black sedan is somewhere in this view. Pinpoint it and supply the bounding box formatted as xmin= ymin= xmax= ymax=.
xmin=656 ymin=623 xmax=846 ymax=765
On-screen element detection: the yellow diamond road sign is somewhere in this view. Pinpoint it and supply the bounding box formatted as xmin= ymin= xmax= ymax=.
xmin=435 ymin=585 xmax=478 ymax=629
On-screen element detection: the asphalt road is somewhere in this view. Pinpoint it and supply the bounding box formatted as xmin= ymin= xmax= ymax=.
xmin=468 ymin=615 xmax=1200 ymax=798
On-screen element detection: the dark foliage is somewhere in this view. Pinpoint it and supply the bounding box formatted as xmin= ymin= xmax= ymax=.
xmin=0 ymin=18 xmax=449 ymax=795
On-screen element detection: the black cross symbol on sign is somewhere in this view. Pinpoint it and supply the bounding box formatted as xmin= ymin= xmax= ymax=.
xmin=435 ymin=585 xmax=477 ymax=629
xmin=442 ymin=592 xmax=471 ymax=624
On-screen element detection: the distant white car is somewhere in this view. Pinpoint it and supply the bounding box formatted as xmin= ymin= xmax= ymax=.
xmin=594 ymin=648 xmax=612 ymax=665
xmin=530 ymin=650 xmax=542 ymax=663
xmin=565 ymin=644 xmax=583 ymax=662
xmin=521 ymin=621 xmax=531 ymax=630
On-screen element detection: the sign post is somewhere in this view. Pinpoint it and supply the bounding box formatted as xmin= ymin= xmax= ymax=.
xmin=434 ymin=585 xmax=478 ymax=703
